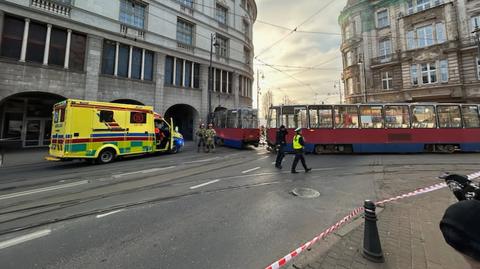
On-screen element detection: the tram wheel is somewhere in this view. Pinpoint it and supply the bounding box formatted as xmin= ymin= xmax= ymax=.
xmin=314 ymin=145 xmax=324 ymax=155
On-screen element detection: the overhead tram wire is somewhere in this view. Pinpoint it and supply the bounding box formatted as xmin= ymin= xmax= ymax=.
xmin=254 ymin=0 xmax=337 ymax=59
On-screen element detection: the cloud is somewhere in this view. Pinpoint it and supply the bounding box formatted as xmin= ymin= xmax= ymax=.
xmin=253 ymin=0 xmax=348 ymax=106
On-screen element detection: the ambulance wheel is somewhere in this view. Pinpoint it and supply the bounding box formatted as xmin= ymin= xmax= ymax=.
xmin=170 ymin=146 xmax=178 ymax=154
xmin=97 ymin=148 xmax=116 ymax=164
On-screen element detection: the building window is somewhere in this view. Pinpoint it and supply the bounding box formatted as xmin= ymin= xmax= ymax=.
xmin=177 ymin=19 xmax=194 ymax=45
xmin=175 ymin=58 xmax=184 ymax=86
xmin=345 ymin=51 xmax=354 ymax=66
xmin=243 ymin=20 xmax=250 ymax=38
xmin=1 ymin=16 xmax=24 ymax=59
xmin=69 ymin=33 xmax=86 ymax=71
xmin=376 ymin=10 xmax=389 ymax=28
xmin=216 ymin=35 xmax=228 ymax=58
xmin=165 ymin=56 xmax=174 ymax=85
xmin=194 ymin=63 xmax=200 ymax=88
xmin=26 ymin=22 xmax=47 ymax=63
xmin=244 ymin=46 xmax=250 ymax=64
xmin=185 ymin=60 xmax=192 ymax=88
xmin=120 ymin=0 xmax=146 ymax=29
xmin=472 ymin=15 xmax=480 ymax=32
xmin=131 ymin=47 xmax=142 ymax=80
xmin=407 ymin=30 xmax=415 ymax=50
xmin=346 ymin=78 xmax=354 ymax=95
xmin=417 ymin=25 xmax=434 ymax=48
xmin=411 ymin=64 xmax=418 ymax=86
xmin=101 ymin=40 xmax=116 ymax=75
xmin=440 ymin=60 xmax=448 ymax=82
xmin=476 ymin=58 xmax=480 ymax=80
xmin=378 ymin=39 xmax=391 ymax=58
xmin=48 ymin=27 xmax=67 ymax=67
xmin=117 ymin=44 xmax=130 ymax=78
xmin=101 ymin=39 xmax=153 ymax=81
xmin=421 ymin=63 xmax=436 ymax=84
xmin=228 ymin=72 xmax=232 ymax=93
xmin=216 ymin=3 xmax=228 ymax=25
xmin=382 ymin=72 xmax=393 ymax=90
xmin=241 ymin=0 xmax=246 ymax=8
xmin=436 ymin=22 xmax=446 ymax=43
xmin=179 ymin=0 xmax=193 ymax=8
xmin=407 ymin=0 xmax=443 ymax=15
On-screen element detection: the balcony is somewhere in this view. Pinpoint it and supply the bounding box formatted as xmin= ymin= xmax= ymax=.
xmin=120 ymin=24 xmax=145 ymax=40
xmin=341 ymin=35 xmax=362 ymax=51
xmin=31 ymin=0 xmax=72 ymax=16
xmin=461 ymin=36 xmax=478 ymax=49
xmin=371 ymin=53 xmax=399 ymax=67
xmin=177 ymin=42 xmax=194 ymax=52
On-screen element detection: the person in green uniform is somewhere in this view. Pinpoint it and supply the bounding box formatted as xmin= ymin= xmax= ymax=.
xmin=196 ymin=123 xmax=206 ymax=152
xmin=291 ymin=127 xmax=312 ymax=174
xmin=204 ymin=123 xmax=217 ymax=153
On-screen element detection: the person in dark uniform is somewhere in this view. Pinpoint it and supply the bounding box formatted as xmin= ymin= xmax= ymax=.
xmin=291 ymin=127 xmax=311 ymax=174
xmin=275 ymin=125 xmax=288 ymax=169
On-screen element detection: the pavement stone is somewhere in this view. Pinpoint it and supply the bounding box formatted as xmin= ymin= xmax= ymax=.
xmin=300 ymin=170 xmax=470 ymax=269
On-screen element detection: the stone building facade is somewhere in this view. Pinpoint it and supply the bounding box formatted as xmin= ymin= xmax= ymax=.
xmin=0 ymin=0 xmax=256 ymax=148
xmin=339 ymin=0 xmax=480 ymax=104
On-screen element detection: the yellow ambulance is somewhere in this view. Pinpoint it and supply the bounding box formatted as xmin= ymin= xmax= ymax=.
xmin=47 ymin=99 xmax=184 ymax=164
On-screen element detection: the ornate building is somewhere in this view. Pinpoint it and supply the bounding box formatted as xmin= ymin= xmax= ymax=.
xmin=0 ymin=0 xmax=256 ymax=148
xmin=339 ymin=0 xmax=480 ymax=104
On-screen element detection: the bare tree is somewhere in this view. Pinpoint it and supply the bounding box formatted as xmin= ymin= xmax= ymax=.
xmin=261 ymin=90 xmax=274 ymax=122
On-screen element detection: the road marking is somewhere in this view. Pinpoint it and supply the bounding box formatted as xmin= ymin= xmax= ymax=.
xmin=184 ymin=157 xmax=220 ymax=164
xmin=96 ymin=209 xmax=124 ymax=219
xmin=113 ymin=166 xmax=176 ymax=178
xmin=242 ymin=167 xmax=261 ymax=174
xmin=0 ymin=229 xmax=51 ymax=250
xmin=258 ymin=156 xmax=269 ymax=160
xmin=0 ymin=180 xmax=88 ymax=201
xmin=189 ymin=180 xmax=220 ymax=190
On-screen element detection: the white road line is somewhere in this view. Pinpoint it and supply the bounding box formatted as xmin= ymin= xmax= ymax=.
xmin=112 ymin=166 xmax=176 ymax=178
xmin=189 ymin=180 xmax=220 ymax=190
xmin=184 ymin=157 xmax=220 ymax=164
xmin=0 ymin=229 xmax=51 ymax=250
xmin=242 ymin=167 xmax=261 ymax=174
xmin=0 ymin=180 xmax=88 ymax=201
xmin=96 ymin=209 xmax=124 ymax=219
xmin=258 ymin=156 xmax=269 ymax=160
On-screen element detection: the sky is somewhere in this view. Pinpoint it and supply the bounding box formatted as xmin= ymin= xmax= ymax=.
xmin=253 ymin=0 xmax=348 ymax=108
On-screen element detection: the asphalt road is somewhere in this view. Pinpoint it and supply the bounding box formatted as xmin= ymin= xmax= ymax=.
xmin=0 ymin=143 xmax=479 ymax=269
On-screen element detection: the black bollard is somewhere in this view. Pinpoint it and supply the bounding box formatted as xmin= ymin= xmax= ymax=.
xmin=362 ymin=200 xmax=384 ymax=263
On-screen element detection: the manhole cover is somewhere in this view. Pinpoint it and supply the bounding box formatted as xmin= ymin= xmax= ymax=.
xmin=291 ymin=188 xmax=320 ymax=198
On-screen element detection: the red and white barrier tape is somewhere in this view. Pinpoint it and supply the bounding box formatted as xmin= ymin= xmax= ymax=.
xmin=265 ymin=177 xmax=468 ymax=269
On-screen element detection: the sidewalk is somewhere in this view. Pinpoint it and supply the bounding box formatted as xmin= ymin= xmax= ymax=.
xmin=0 ymin=148 xmax=49 ymax=168
xmin=299 ymin=177 xmax=469 ymax=269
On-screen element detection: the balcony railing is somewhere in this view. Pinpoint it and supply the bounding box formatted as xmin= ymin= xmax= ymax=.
xmin=341 ymin=35 xmax=362 ymax=51
xmin=31 ymin=0 xmax=72 ymax=16
xmin=371 ymin=53 xmax=399 ymax=66
xmin=177 ymin=42 xmax=194 ymax=52
xmin=120 ymin=24 xmax=145 ymax=40
xmin=461 ymin=36 xmax=478 ymax=48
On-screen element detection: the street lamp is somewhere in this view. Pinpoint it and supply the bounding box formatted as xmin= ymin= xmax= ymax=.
xmin=208 ymin=33 xmax=220 ymax=122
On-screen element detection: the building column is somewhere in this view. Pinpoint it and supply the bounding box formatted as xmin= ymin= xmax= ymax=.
xmin=154 ymin=52 xmax=166 ymax=113
xmin=141 ymin=49 xmax=145 ymax=80
xmin=114 ymin=42 xmax=119 ymax=76
xmin=213 ymin=68 xmax=216 ymax=92
xmin=191 ymin=62 xmax=194 ymax=88
xmin=64 ymin=29 xmax=72 ymax=69
xmin=233 ymin=72 xmax=239 ymax=109
xmin=84 ymin=35 xmax=102 ymax=100
xmin=43 ymin=24 xmax=52 ymax=65
xmin=182 ymin=60 xmax=186 ymax=87
xmin=128 ymin=45 xmax=133 ymax=78
xmin=200 ymin=63 xmax=209 ymax=123
xmin=20 ymin=18 xmax=30 ymax=62
xmin=173 ymin=57 xmax=177 ymax=85
xmin=0 ymin=11 xmax=4 ymax=50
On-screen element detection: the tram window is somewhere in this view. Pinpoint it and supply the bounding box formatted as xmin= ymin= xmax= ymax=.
xmin=335 ymin=106 xmax=359 ymax=128
xmin=462 ymin=105 xmax=480 ymax=128
xmin=282 ymin=114 xmax=296 ymax=129
xmin=308 ymin=106 xmax=333 ymax=128
xmin=437 ymin=106 xmax=462 ymax=128
xmin=360 ymin=106 xmax=384 ymax=129
xmin=411 ymin=105 xmax=436 ymax=128
xmin=268 ymin=108 xmax=278 ymax=128
xmin=227 ymin=110 xmax=237 ymax=128
xmin=385 ymin=106 xmax=410 ymax=128
xmin=295 ymin=108 xmax=308 ymax=128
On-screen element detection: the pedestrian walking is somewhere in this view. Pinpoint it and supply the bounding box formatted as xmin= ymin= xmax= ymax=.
xmin=291 ymin=127 xmax=311 ymax=174
xmin=275 ymin=125 xmax=288 ymax=169
xmin=196 ymin=123 xmax=206 ymax=152
xmin=204 ymin=123 xmax=217 ymax=153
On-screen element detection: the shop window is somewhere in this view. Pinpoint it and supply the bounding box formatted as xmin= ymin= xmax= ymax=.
xmin=335 ymin=106 xmax=359 ymax=128
xmin=175 ymin=58 xmax=183 ymax=86
xmin=185 ymin=61 xmax=192 ymax=88
xmin=411 ymin=105 xmax=436 ymax=128
xmin=144 ymin=50 xmax=154 ymax=81
xmin=193 ymin=63 xmax=200 ymax=88
xmin=215 ymin=68 xmax=221 ymax=92
xmin=308 ymin=106 xmax=333 ymax=128
xmin=131 ymin=47 xmax=142 ymax=79
xmin=165 ymin=56 xmax=174 ymax=85
xmin=69 ymin=33 xmax=86 ymax=71
xmin=222 ymin=70 xmax=228 ymax=93
xmin=385 ymin=106 xmax=410 ymax=128
xmin=117 ymin=44 xmax=130 ymax=77
xmin=102 ymin=40 xmax=116 ymax=75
